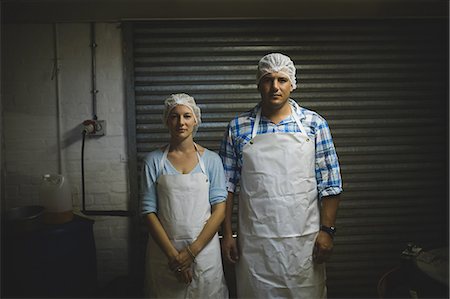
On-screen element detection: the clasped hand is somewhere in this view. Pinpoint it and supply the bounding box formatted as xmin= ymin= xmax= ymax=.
xmin=168 ymin=247 xmax=195 ymax=284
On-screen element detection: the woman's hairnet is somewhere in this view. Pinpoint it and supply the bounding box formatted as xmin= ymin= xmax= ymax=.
xmin=162 ymin=93 xmax=202 ymax=132
xmin=256 ymin=53 xmax=297 ymax=90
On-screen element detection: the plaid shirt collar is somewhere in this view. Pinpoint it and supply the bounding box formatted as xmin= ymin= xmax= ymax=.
xmin=248 ymin=99 xmax=307 ymax=124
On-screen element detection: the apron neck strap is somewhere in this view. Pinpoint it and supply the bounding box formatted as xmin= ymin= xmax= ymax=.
xmin=252 ymin=109 xmax=262 ymax=138
xmin=159 ymin=146 xmax=170 ymax=174
xmin=252 ymin=104 xmax=307 ymax=138
xmin=291 ymin=108 xmax=307 ymax=135
xmin=159 ymin=143 xmax=206 ymax=175
xmin=193 ymin=143 xmax=206 ymax=174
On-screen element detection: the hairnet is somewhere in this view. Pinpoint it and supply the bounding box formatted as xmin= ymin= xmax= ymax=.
xmin=256 ymin=53 xmax=297 ymax=90
xmin=162 ymin=93 xmax=201 ymax=132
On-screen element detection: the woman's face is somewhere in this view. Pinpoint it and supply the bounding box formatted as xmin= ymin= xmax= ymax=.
xmin=166 ymin=105 xmax=197 ymax=139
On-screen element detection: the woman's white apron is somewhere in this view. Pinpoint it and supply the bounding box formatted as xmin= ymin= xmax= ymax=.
xmin=236 ymin=106 xmax=326 ymax=298
xmin=144 ymin=145 xmax=228 ymax=298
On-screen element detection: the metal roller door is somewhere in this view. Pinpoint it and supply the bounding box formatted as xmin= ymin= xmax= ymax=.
xmin=124 ymin=19 xmax=448 ymax=298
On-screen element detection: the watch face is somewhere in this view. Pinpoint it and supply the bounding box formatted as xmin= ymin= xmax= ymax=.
xmin=321 ymin=225 xmax=336 ymax=235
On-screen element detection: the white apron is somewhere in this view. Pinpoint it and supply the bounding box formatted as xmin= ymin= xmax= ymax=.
xmin=144 ymin=145 xmax=228 ymax=299
xmin=236 ymin=106 xmax=327 ymax=299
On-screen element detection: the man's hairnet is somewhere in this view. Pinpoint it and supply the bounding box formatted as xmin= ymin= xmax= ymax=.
xmin=256 ymin=53 xmax=297 ymax=90
xmin=162 ymin=93 xmax=201 ymax=132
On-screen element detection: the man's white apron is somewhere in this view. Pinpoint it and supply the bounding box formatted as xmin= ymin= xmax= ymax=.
xmin=144 ymin=145 xmax=228 ymax=298
xmin=236 ymin=106 xmax=327 ymax=298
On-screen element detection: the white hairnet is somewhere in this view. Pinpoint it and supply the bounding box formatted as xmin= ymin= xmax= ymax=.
xmin=162 ymin=93 xmax=201 ymax=131
xmin=256 ymin=53 xmax=297 ymax=90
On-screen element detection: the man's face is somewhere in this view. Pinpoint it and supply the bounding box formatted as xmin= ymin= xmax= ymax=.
xmin=258 ymin=72 xmax=292 ymax=110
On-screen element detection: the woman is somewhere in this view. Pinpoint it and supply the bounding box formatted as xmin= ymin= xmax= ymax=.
xmin=140 ymin=93 xmax=229 ymax=298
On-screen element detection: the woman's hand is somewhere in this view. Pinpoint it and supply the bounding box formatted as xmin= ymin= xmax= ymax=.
xmin=174 ymin=268 xmax=193 ymax=284
xmin=169 ymin=248 xmax=195 ymax=284
xmin=168 ymin=247 xmax=195 ymax=273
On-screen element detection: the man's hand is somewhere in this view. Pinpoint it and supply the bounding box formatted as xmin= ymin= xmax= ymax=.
xmin=313 ymin=231 xmax=334 ymax=264
xmin=221 ymin=234 xmax=239 ymax=264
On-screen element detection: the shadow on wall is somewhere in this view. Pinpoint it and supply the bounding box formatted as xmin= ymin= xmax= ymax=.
xmin=62 ymin=123 xmax=85 ymax=150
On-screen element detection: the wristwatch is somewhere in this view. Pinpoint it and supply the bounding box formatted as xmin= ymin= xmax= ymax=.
xmin=320 ymin=225 xmax=337 ymax=239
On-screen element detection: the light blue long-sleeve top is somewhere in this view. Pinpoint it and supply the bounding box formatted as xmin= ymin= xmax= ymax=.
xmin=140 ymin=147 xmax=228 ymax=215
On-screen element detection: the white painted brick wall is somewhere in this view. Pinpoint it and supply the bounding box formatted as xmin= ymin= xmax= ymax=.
xmin=3 ymin=22 xmax=130 ymax=289
xmin=3 ymin=24 xmax=59 ymax=207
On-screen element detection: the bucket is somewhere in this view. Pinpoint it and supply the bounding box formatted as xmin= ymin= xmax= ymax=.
xmin=39 ymin=174 xmax=73 ymax=224
xmin=5 ymin=205 xmax=45 ymax=234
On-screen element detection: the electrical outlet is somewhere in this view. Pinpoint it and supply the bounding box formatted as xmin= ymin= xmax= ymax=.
xmin=83 ymin=119 xmax=106 ymax=136
xmin=91 ymin=120 xmax=106 ymax=136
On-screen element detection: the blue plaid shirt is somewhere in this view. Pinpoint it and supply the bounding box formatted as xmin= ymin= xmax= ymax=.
xmin=219 ymin=99 xmax=342 ymax=199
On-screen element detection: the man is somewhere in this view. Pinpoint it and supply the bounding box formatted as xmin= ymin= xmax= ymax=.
xmin=219 ymin=53 xmax=342 ymax=298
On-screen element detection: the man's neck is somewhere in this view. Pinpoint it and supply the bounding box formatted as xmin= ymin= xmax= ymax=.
xmin=261 ymin=101 xmax=292 ymax=125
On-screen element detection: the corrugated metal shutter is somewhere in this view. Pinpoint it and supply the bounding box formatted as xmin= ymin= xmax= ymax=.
xmin=126 ymin=19 xmax=448 ymax=298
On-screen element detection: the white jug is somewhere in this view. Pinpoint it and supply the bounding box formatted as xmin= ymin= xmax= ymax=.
xmin=39 ymin=174 xmax=73 ymax=224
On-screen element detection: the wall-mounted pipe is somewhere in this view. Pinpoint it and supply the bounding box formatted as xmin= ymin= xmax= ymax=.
xmin=90 ymin=22 xmax=98 ymax=121
xmin=52 ymin=23 xmax=63 ymax=174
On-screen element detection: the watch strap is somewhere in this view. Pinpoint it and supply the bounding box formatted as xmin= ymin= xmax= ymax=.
xmin=320 ymin=225 xmax=336 ymax=239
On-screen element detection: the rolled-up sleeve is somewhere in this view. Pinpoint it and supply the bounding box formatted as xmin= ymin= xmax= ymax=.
xmin=140 ymin=158 xmax=158 ymax=215
xmin=315 ymin=117 xmax=343 ymax=199
xmin=219 ymin=123 xmax=240 ymax=193
xmin=207 ymin=152 xmax=228 ymax=205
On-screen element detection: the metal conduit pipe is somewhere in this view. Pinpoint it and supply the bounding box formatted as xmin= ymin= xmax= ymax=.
xmin=52 ymin=23 xmax=63 ymax=174
xmin=90 ymin=22 xmax=98 ymax=121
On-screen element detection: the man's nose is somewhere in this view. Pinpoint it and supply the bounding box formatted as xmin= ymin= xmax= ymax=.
xmin=272 ymin=80 xmax=280 ymax=90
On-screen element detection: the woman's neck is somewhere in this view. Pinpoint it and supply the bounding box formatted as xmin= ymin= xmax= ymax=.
xmin=169 ymin=137 xmax=195 ymax=153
